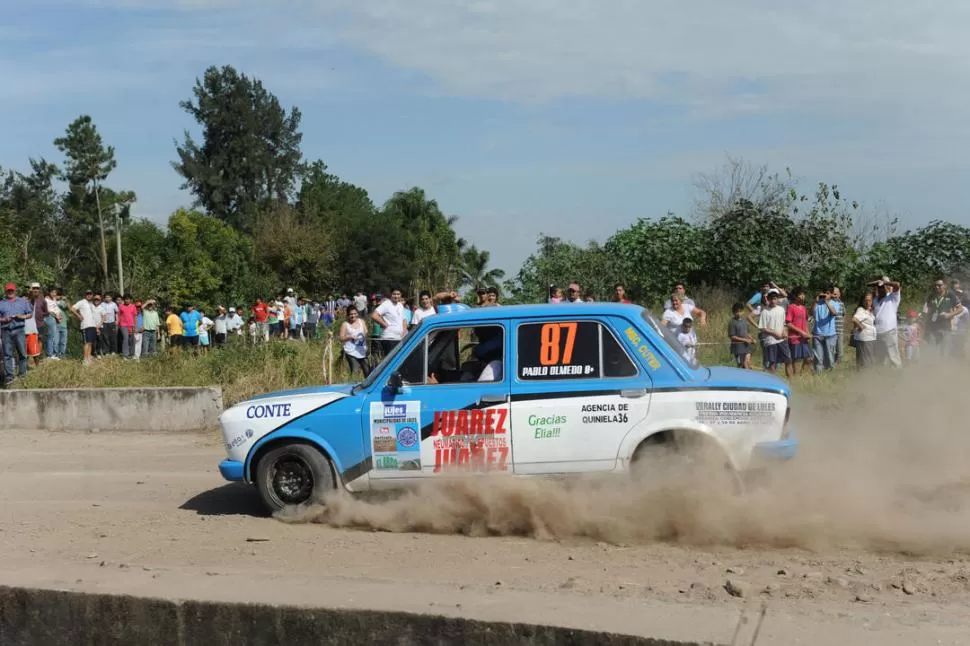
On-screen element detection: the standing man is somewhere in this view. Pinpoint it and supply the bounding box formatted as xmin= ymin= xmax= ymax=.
xmin=141 ymin=300 xmax=160 ymax=356
xmin=213 ymin=306 xmax=229 ymax=347
xmin=99 ymin=293 xmax=119 ymax=355
xmin=69 ymin=289 xmax=99 ymax=365
xmin=748 ymin=289 xmax=791 ymax=376
xmin=0 ymin=282 xmax=34 ymax=383
xmin=870 ymin=276 xmax=902 ymax=367
xmin=831 ymin=286 xmax=846 ymax=364
xmin=812 ymin=286 xmax=839 ymax=373
xmin=566 ymin=282 xmax=585 ymax=304
xmin=117 ymin=294 xmax=137 ymax=359
xmin=371 ymin=288 xmax=407 ymax=356
xmin=923 ymin=278 xmax=960 ymax=356
xmin=180 ymin=304 xmax=202 ymax=353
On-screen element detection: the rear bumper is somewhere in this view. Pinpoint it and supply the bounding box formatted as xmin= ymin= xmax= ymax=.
xmin=219 ymin=459 xmax=245 ymax=482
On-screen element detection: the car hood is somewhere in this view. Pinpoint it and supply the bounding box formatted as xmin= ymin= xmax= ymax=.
xmin=246 ymin=383 xmax=358 ymax=401
xmin=703 ymin=365 xmax=790 ymax=397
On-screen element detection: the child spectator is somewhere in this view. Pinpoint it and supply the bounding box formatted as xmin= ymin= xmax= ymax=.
xmin=902 ymin=310 xmax=921 ymax=363
xmin=677 ymin=317 xmax=697 ymax=363
xmin=728 ymin=302 xmax=754 ymax=369
xmin=247 ymin=316 xmax=258 ymax=345
xmin=748 ymin=289 xmax=791 ymax=376
xmin=549 ymin=286 xmax=563 ymax=303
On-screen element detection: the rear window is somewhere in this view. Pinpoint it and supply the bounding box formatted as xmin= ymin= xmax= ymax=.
xmin=516 ymin=320 xmax=637 ymax=381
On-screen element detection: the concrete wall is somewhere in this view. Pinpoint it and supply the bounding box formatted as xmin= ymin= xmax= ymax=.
xmin=0 ymin=387 xmax=223 ymax=432
xmin=0 ymin=585 xmax=712 ymax=646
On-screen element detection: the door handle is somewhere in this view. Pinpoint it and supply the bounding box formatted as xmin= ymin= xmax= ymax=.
xmin=620 ymin=389 xmax=648 ymax=398
xmin=479 ymin=393 xmax=508 ymax=404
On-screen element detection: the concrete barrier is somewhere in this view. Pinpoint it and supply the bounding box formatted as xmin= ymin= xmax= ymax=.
xmin=0 ymin=387 xmax=224 ymax=432
xmin=0 ymin=585 xmax=714 ymax=646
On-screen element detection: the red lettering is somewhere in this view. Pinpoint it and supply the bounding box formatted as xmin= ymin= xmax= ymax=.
xmin=494 ymin=408 xmax=508 ymax=434
xmin=471 ymin=409 xmax=485 ymax=434
xmin=485 ymin=409 xmax=496 ymax=434
xmin=457 ymin=447 xmax=470 ymax=465
xmin=447 ymin=411 xmax=457 ymax=435
xmin=456 ymin=410 xmax=469 ymax=436
xmin=497 ymin=446 xmax=509 ymax=470
xmin=433 ymin=448 xmax=442 ymax=473
xmin=432 ymin=411 xmax=444 ymax=437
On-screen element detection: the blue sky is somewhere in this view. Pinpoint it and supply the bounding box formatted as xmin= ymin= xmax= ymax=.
xmin=3 ymin=1 xmax=970 ymax=279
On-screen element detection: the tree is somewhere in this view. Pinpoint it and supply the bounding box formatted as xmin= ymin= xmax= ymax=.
xmin=606 ymin=215 xmax=707 ymax=305
xmin=459 ymin=245 xmax=505 ymax=291
xmin=692 ymin=156 xmax=795 ymax=223
xmin=254 ymin=204 xmax=335 ymax=296
xmin=54 ymin=115 xmax=134 ymax=291
xmin=382 ymin=188 xmax=463 ymax=294
xmin=174 ymin=65 xmax=304 ymax=233
xmin=507 ymin=235 xmax=613 ymax=303
xmin=163 ymin=208 xmax=255 ymax=308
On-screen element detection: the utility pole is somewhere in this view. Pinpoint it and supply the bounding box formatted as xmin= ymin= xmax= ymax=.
xmin=114 ymin=203 xmax=124 ymax=295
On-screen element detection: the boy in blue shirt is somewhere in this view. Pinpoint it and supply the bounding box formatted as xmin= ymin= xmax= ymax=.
xmin=812 ymin=285 xmax=840 ymax=373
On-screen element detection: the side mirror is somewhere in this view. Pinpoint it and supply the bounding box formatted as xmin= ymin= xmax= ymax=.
xmin=387 ymin=371 xmax=404 ymax=392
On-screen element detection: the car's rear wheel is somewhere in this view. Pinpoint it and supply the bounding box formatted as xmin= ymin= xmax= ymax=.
xmin=630 ymin=432 xmax=741 ymax=495
xmin=255 ymin=443 xmax=336 ymax=514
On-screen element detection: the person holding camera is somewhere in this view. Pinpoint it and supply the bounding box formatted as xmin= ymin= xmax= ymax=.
xmin=869 ymin=276 xmax=902 ymax=367
xmin=812 ymin=286 xmax=840 ymax=373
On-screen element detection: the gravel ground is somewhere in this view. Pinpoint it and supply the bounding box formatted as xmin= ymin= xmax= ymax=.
xmin=1 ymin=429 xmax=969 ymax=645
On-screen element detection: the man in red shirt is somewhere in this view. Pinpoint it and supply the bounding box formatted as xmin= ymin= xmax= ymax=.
xmin=117 ymin=294 xmax=138 ymax=359
xmin=785 ymin=287 xmax=812 ymax=375
xmin=612 ymin=283 xmax=632 ymax=304
xmin=252 ymin=298 xmax=269 ymax=342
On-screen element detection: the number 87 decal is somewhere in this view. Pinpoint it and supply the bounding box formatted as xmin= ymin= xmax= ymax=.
xmin=539 ymin=322 xmax=578 ymax=366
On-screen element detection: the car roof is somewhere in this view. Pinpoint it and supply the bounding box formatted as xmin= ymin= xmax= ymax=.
xmin=430 ymin=302 xmax=647 ymax=323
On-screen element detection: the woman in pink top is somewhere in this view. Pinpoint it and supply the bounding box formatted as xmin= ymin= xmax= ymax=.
xmin=117 ymin=294 xmax=138 ymax=359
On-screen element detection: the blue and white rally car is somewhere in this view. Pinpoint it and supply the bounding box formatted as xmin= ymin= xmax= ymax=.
xmin=218 ymin=303 xmax=798 ymax=513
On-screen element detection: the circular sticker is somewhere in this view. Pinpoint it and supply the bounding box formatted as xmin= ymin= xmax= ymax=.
xmin=397 ymin=426 xmax=418 ymax=448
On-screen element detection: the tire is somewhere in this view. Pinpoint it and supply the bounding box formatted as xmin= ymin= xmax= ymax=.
xmin=630 ymin=432 xmax=741 ymax=495
xmin=255 ymin=443 xmax=337 ymax=514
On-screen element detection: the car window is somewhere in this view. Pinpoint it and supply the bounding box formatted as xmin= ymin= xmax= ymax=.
xmin=517 ymin=320 xmax=636 ymax=380
xmin=601 ymin=325 xmax=638 ymax=377
xmin=640 ymin=310 xmax=699 ymax=369
xmin=400 ymin=325 xmax=504 ymax=385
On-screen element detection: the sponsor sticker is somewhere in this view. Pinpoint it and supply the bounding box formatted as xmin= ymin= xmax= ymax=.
xmin=427 ymin=408 xmax=510 ymax=473
xmin=246 ymin=402 xmax=293 ymax=419
xmin=695 ymin=401 xmax=776 ymax=426
xmin=528 ymin=413 xmax=565 ymax=440
xmin=624 ymin=326 xmax=661 ymax=370
xmin=370 ymin=401 xmax=421 ymax=472
xmin=580 ymin=402 xmax=630 ymax=425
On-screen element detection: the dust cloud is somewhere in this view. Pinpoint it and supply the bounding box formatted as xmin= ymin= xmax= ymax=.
xmin=284 ymin=362 xmax=970 ymax=555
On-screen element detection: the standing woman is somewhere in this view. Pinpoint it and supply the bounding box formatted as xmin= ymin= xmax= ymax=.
xmin=339 ymin=305 xmax=370 ymax=377
xmin=852 ymin=292 xmax=877 ymax=369
xmin=662 ymin=293 xmax=706 ymax=333
xmin=44 ymin=287 xmax=63 ymax=359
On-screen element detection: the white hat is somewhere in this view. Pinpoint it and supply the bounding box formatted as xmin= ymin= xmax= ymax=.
xmin=766 ymin=288 xmax=781 ymax=297
xmin=229 ymin=307 xmax=236 ymax=312
xmin=287 ymin=288 xmax=294 ymax=293
xmin=29 ymin=282 xmax=41 ymax=289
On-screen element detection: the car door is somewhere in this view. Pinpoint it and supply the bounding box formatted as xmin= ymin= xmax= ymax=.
xmin=510 ymin=316 xmax=651 ymax=474
xmin=361 ymin=320 xmax=512 ymax=484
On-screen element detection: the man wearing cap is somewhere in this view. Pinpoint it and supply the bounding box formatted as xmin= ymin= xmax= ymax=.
xmin=0 ymin=283 xmax=33 ymax=382
xmin=748 ymin=288 xmax=791 ymax=376
xmin=869 ymin=276 xmax=903 ymax=367
xmin=566 ymin=282 xmax=585 ymax=304
xmin=227 ymin=307 xmax=243 ymax=336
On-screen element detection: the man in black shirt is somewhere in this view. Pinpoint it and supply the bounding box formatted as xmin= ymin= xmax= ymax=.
xmin=923 ymin=279 xmax=960 ymax=355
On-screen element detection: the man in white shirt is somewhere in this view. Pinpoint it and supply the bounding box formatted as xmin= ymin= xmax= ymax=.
xmin=372 ymin=288 xmax=407 ymax=355
xmin=748 ymin=289 xmax=791 ymax=376
xmin=99 ymin=293 xmax=119 ymax=355
xmin=566 ymin=282 xmax=585 ymax=303
xmin=70 ymin=290 xmax=100 ymax=364
xmin=410 ymin=291 xmax=437 ymax=328
xmin=870 ymin=276 xmax=902 ymax=367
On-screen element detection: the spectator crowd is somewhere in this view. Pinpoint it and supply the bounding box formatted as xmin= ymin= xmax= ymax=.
xmin=0 ymin=275 xmax=965 ymax=386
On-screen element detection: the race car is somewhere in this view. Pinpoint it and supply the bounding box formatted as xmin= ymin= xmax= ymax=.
xmin=218 ymin=303 xmax=798 ymax=513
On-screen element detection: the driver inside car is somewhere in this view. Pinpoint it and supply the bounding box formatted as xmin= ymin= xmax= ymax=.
xmin=428 ymin=327 xmax=503 ymax=384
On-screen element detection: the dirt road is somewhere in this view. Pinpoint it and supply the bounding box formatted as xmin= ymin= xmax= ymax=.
xmin=1 ymin=429 xmax=968 ymax=645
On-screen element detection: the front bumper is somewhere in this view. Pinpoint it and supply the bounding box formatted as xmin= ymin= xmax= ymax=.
xmin=219 ymin=459 xmax=245 ymax=482
xmin=751 ymin=429 xmax=799 ymax=462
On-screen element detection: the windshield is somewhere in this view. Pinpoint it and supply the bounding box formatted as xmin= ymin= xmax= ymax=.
xmin=353 ymin=336 xmax=411 ymax=393
xmin=640 ymin=309 xmax=700 ymax=370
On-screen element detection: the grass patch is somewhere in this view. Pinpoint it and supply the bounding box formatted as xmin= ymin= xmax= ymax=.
xmin=17 ymin=339 xmax=348 ymax=407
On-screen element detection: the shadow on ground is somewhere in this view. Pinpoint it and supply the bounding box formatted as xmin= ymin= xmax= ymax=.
xmin=180 ymin=484 xmax=269 ymax=517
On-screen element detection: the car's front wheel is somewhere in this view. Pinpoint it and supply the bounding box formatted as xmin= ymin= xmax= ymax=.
xmin=255 ymin=443 xmax=336 ymax=514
